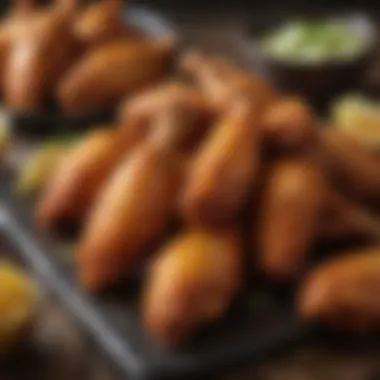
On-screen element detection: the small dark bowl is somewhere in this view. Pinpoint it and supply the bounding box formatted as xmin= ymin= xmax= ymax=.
xmin=249 ymin=13 xmax=378 ymax=109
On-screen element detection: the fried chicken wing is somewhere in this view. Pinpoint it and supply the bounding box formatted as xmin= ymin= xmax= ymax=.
xmin=298 ymin=247 xmax=380 ymax=332
xmin=180 ymin=50 xmax=278 ymax=113
xmin=0 ymin=0 xmax=37 ymax=92
xmin=36 ymin=128 xmax=127 ymax=230
xmin=181 ymin=99 xmax=261 ymax=227
xmin=319 ymin=187 xmax=380 ymax=243
xmin=118 ymin=81 xmax=212 ymax=151
xmin=73 ymin=0 xmax=140 ymax=49
xmin=77 ymin=109 xmax=189 ymax=291
xmin=316 ymin=128 xmax=380 ymax=207
xmin=37 ymin=83 xmax=209 ymax=231
xmin=4 ymin=4 xmax=78 ymax=111
xmin=256 ymin=156 xmax=324 ymax=281
xmin=148 ymin=104 xmax=209 ymax=153
xmin=143 ymin=228 xmax=242 ymax=346
xmin=261 ymin=97 xmax=317 ymax=151
xmin=57 ymin=38 xmax=175 ymax=115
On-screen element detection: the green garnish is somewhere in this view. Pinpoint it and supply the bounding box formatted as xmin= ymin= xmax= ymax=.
xmin=261 ymin=19 xmax=369 ymax=63
xmin=15 ymin=136 xmax=79 ymax=196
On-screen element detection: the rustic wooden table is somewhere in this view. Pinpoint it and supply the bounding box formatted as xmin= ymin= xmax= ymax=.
xmin=3 ymin=298 xmax=380 ymax=380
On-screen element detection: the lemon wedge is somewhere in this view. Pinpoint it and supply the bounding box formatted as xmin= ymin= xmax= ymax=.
xmin=0 ymin=261 xmax=38 ymax=353
xmin=331 ymin=94 xmax=380 ymax=147
xmin=15 ymin=141 xmax=72 ymax=196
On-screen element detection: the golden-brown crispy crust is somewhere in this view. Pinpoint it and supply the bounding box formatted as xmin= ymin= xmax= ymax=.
xmin=316 ymin=128 xmax=380 ymax=207
xmin=298 ymin=247 xmax=380 ymax=332
xmin=57 ymin=38 xmax=174 ymax=114
xmin=143 ymin=228 xmax=242 ymax=346
xmin=181 ymin=99 xmax=261 ymax=227
xmin=76 ymin=116 xmax=186 ymax=291
xmin=36 ymin=128 xmax=126 ymax=230
xmin=256 ymin=156 xmax=324 ymax=281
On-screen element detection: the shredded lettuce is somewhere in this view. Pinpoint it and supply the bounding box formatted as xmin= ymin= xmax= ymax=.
xmin=261 ymin=20 xmax=367 ymax=63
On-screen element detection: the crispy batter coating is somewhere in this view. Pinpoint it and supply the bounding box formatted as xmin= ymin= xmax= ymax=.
xmin=298 ymin=247 xmax=380 ymax=332
xmin=36 ymin=128 xmax=127 ymax=230
xmin=58 ymin=38 xmax=174 ymax=114
xmin=180 ymin=50 xmax=278 ymax=113
xmin=181 ymin=99 xmax=261 ymax=227
xmin=77 ymin=110 xmax=189 ymax=291
xmin=4 ymin=5 xmax=78 ymax=111
xmin=317 ymin=128 xmax=380 ymax=206
xmin=256 ymin=156 xmax=324 ymax=281
xmin=118 ymin=82 xmax=212 ymax=151
xmin=261 ymin=97 xmax=316 ymax=151
xmin=73 ymin=0 xmax=140 ymax=48
xmin=143 ymin=228 xmax=242 ymax=345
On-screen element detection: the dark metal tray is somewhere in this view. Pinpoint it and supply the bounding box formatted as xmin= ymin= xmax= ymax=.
xmin=0 ymin=5 xmax=320 ymax=379
xmin=0 ymin=166 xmax=312 ymax=380
xmin=7 ymin=6 xmax=176 ymax=137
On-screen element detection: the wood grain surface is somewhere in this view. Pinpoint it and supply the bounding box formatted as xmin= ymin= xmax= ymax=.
xmin=3 ymin=298 xmax=380 ymax=380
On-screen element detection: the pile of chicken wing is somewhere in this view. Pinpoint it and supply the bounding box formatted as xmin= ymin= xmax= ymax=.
xmin=34 ymin=46 xmax=380 ymax=346
xmin=0 ymin=0 xmax=173 ymax=114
